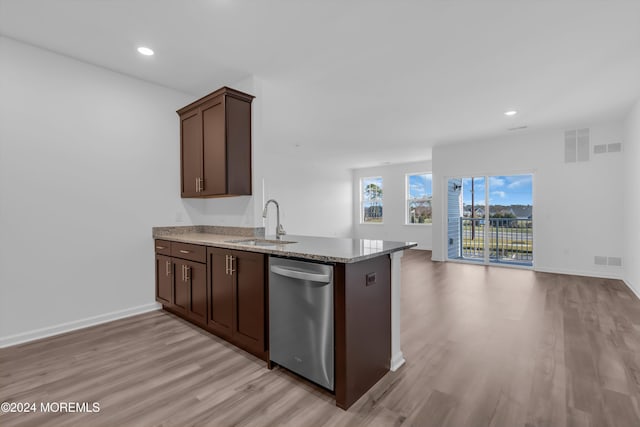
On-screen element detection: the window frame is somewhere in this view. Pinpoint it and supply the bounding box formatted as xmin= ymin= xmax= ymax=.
xmin=360 ymin=176 xmax=384 ymax=224
xmin=405 ymin=172 xmax=433 ymax=225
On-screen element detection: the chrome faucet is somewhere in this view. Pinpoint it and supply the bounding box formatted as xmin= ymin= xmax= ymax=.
xmin=262 ymin=199 xmax=286 ymax=240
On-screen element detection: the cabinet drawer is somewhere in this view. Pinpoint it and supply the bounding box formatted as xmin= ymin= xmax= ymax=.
xmin=154 ymin=240 xmax=171 ymax=256
xmin=171 ymin=242 xmax=206 ymax=263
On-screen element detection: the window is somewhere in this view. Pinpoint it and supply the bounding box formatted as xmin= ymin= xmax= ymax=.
xmin=361 ymin=176 xmax=383 ymax=223
xmin=406 ymin=173 xmax=432 ymax=224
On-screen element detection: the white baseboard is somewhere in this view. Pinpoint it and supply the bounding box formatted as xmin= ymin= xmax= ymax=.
xmin=390 ymin=351 xmax=406 ymax=372
xmin=0 ymin=302 xmax=161 ymax=348
xmin=534 ymin=266 xmax=623 ymax=280
xmin=624 ymin=278 xmax=640 ymax=301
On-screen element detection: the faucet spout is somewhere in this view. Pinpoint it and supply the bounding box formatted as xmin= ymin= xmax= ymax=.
xmin=263 ymin=199 xmax=286 ymax=239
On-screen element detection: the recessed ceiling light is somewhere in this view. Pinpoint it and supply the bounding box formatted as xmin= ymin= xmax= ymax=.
xmin=137 ymin=46 xmax=154 ymax=56
xmin=504 ymin=110 xmax=518 ymax=116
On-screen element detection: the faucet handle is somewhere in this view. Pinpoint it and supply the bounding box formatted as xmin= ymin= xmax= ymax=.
xmin=277 ymin=224 xmax=286 ymax=236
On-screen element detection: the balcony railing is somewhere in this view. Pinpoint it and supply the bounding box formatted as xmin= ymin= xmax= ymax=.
xmin=460 ymin=217 xmax=532 ymax=265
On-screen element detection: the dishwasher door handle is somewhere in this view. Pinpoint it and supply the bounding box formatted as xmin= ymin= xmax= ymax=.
xmin=270 ymin=265 xmax=331 ymax=283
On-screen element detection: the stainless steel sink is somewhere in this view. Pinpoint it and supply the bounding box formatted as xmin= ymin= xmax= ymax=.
xmin=225 ymin=238 xmax=297 ymax=247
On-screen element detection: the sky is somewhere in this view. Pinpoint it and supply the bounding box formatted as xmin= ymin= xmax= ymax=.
xmin=461 ymin=174 xmax=532 ymax=206
xmin=408 ymin=173 xmax=432 ymax=199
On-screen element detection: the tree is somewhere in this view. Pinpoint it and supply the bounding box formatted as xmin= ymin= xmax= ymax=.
xmin=364 ymin=183 xmax=383 ymax=220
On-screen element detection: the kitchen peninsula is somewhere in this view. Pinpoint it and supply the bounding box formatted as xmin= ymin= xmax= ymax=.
xmin=152 ymin=225 xmax=416 ymax=409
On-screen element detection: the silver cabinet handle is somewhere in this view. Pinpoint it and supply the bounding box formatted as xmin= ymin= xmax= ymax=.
xmin=181 ymin=265 xmax=185 ymax=282
xmin=166 ymin=260 xmax=171 ymax=276
xmin=195 ymin=177 xmax=204 ymax=193
xmin=225 ymin=255 xmax=229 ymax=275
xmin=156 ymin=246 xmax=166 ymax=250
xmin=179 ymin=250 xmax=190 ymax=254
xmin=229 ymin=256 xmax=235 ymax=274
xmin=185 ymin=265 xmax=190 ymax=281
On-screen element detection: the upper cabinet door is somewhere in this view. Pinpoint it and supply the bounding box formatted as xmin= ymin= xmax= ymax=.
xmin=201 ymin=97 xmax=226 ymax=196
xmin=177 ymin=87 xmax=254 ymax=199
xmin=180 ymin=109 xmax=203 ymax=198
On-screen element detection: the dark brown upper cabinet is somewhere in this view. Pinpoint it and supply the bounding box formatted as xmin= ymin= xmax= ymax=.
xmin=177 ymin=87 xmax=254 ymax=198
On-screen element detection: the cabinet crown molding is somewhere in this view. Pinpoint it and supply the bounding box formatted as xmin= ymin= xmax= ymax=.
xmin=177 ymin=86 xmax=255 ymax=115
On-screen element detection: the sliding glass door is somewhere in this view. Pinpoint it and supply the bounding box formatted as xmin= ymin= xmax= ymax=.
xmin=447 ymin=174 xmax=533 ymax=266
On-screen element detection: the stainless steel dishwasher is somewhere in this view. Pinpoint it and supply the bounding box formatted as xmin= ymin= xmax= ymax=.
xmin=269 ymin=256 xmax=334 ymax=390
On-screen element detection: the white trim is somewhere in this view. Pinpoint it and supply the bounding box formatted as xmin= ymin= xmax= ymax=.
xmin=533 ymin=266 xmax=623 ymax=280
xmin=623 ymin=279 xmax=640 ymax=301
xmin=441 ymin=259 xmax=625 ymax=281
xmin=448 ymin=258 xmax=533 ymax=270
xmin=390 ymin=351 xmax=406 ymax=372
xmin=0 ymin=303 xmax=161 ymax=348
xmin=389 ymin=250 xmax=405 ymax=371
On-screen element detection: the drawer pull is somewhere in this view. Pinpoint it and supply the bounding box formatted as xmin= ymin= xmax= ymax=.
xmin=179 ymin=250 xmax=191 ymax=254
xmin=156 ymin=246 xmax=166 ymax=250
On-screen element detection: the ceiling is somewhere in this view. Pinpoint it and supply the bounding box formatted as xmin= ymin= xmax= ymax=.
xmin=2 ymin=0 xmax=640 ymax=168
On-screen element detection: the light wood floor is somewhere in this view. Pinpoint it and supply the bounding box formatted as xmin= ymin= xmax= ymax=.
xmin=2 ymin=250 xmax=640 ymax=426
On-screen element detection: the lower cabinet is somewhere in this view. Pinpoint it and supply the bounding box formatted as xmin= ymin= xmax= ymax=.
xmin=154 ymin=241 xmax=207 ymax=327
xmin=154 ymin=240 xmax=267 ymax=361
xmin=155 ymin=254 xmax=173 ymax=305
xmin=207 ymin=247 xmax=266 ymax=359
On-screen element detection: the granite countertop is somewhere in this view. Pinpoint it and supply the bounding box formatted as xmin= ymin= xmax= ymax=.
xmin=153 ymin=226 xmax=417 ymax=263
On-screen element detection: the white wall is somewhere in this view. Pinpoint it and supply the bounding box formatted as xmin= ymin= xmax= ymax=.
xmin=353 ymin=161 xmax=433 ymax=249
xmin=432 ymin=123 xmax=625 ymax=279
xmin=624 ymin=99 xmax=640 ymax=297
xmin=0 ymin=38 xmax=354 ymax=345
xmin=0 ymin=37 xmax=193 ymax=343
xmin=261 ymin=153 xmax=353 ymax=238
xmin=180 ymin=76 xmax=354 ymax=239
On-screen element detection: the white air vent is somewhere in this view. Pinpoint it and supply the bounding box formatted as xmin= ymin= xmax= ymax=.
xmin=594 ymin=144 xmax=607 ymax=154
xmin=594 ymin=256 xmax=607 ymax=265
xmin=607 ymin=257 xmax=622 ymax=267
xmin=607 ymin=143 xmax=622 ymax=153
xmin=564 ymin=128 xmax=590 ymax=162
xmin=577 ymin=128 xmax=590 ymax=162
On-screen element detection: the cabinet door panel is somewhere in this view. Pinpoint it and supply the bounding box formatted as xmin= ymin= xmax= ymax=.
xmin=232 ymin=251 xmax=265 ymax=352
xmin=188 ymin=261 xmax=207 ymax=325
xmin=201 ymin=98 xmax=226 ymax=196
xmin=207 ymin=250 xmax=233 ymax=338
xmin=181 ymin=110 xmax=202 ymax=197
xmin=173 ymin=261 xmax=189 ymax=316
xmin=226 ymin=96 xmax=252 ymax=195
xmin=155 ymin=254 xmax=173 ymax=305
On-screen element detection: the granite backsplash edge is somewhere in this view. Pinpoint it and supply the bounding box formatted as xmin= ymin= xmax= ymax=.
xmin=152 ymin=225 xmax=266 ymax=238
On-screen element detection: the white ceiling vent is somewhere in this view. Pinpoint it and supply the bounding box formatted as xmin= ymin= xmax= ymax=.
xmin=565 ymin=128 xmax=590 ymax=163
